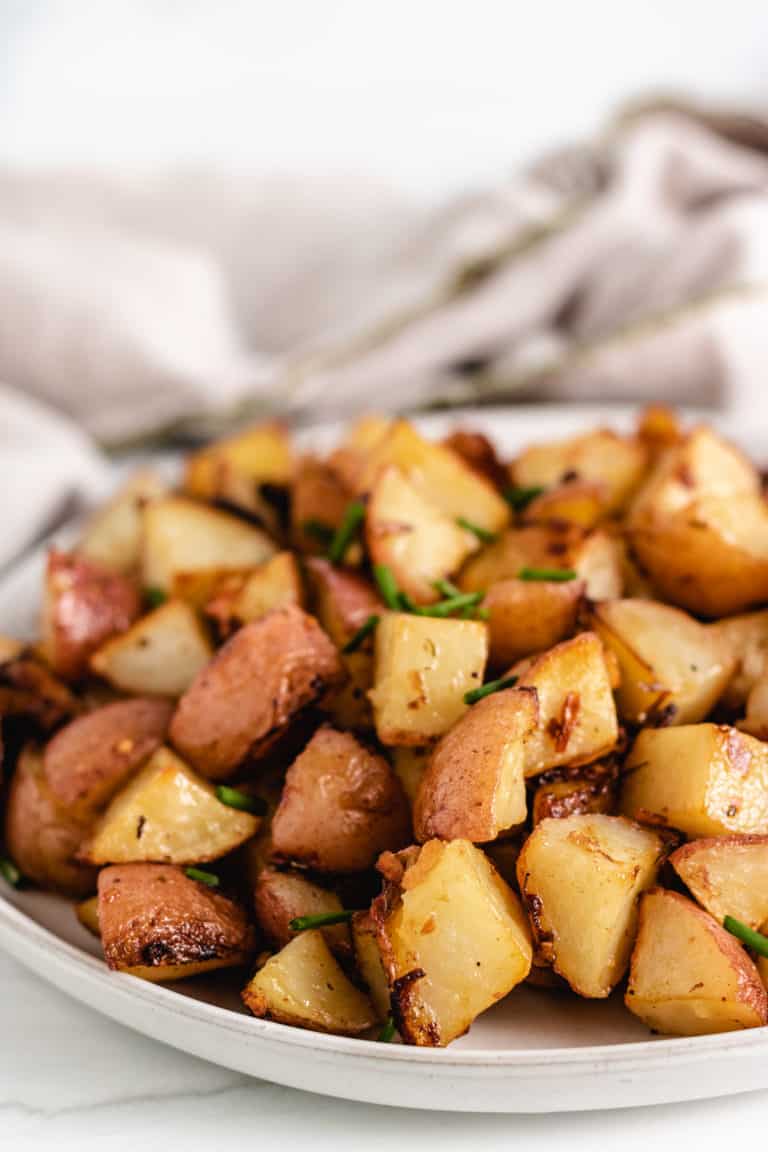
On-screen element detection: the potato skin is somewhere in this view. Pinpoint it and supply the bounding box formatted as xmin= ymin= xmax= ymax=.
xmin=271 ymin=726 xmax=411 ymax=872
xmin=44 ymin=698 xmax=173 ymax=818
xmin=253 ymin=867 xmax=350 ymax=957
xmin=170 ymin=605 xmax=344 ymax=779
xmin=484 ymin=578 xmax=584 ymax=669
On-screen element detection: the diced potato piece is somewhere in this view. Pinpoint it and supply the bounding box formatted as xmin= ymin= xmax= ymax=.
xmin=670 ymin=835 xmax=768 ymax=930
xmin=90 ymin=601 xmax=212 ymax=697
xmin=291 ymin=456 xmax=354 ymax=553
xmin=522 ymin=480 xmax=609 ymax=528
xmin=184 ymin=421 xmax=293 ymax=523
xmin=532 ymin=761 xmax=617 ymax=825
xmin=205 ymin=552 xmax=303 ymax=634
xmin=99 ymin=863 xmax=253 ymax=981
xmin=622 ymin=724 xmax=768 ymax=837
xmin=327 ymin=414 xmax=392 ymax=490
xmin=242 ymin=930 xmax=376 ymax=1035
xmin=366 ymin=467 xmax=477 ymax=603
xmin=76 ymin=894 xmax=101 ymax=936
xmin=41 ymin=551 xmax=141 ymax=681
xmin=374 ymin=840 xmax=532 ymax=1046
xmin=142 ymin=497 xmax=275 ymax=593
xmin=625 ymin=888 xmax=768 ymax=1035
xmin=271 ymin=727 xmax=410 ymax=872
xmin=414 ymin=687 xmax=537 ymax=842
xmin=0 ymin=650 xmax=80 ymax=730
xmin=170 ymin=605 xmax=344 ymax=778
xmin=484 ymin=577 xmax=584 ymax=669
xmin=253 ymin=868 xmax=350 ymax=957
xmin=511 ymin=429 xmax=648 ymax=513
xmin=356 ymin=420 xmax=510 ymax=534
xmin=306 ymin=558 xmax=383 ymax=648
xmin=391 ymin=747 xmax=431 ymax=808
xmin=590 ymin=599 xmax=735 ymax=725
xmin=514 ymin=633 xmax=619 ymax=778
xmin=516 ymin=814 xmax=664 ymax=997
xmin=710 ymin=610 xmax=768 ymax=711
xmin=82 ymin=746 xmax=259 ymax=865
xmin=441 ymin=429 xmax=507 ymax=489
xmin=79 ymin=469 xmax=166 ymax=575
xmin=169 ymin=566 xmax=255 ymax=610
xmin=351 ymin=911 xmax=391 ymax=1020
xmin=370 ymin=614 xmax=488 ymax=746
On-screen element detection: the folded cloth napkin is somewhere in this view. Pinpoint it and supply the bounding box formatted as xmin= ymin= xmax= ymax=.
xmin=2 ymin=99 xmax=768 ymax=447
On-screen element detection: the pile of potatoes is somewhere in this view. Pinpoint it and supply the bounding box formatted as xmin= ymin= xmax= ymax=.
xmin=4 ymin=407 xmax=768 ymax=1046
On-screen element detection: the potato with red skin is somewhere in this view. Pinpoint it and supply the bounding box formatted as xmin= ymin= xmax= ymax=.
xmin=271 ymin=726 xmax=411 ymax=872
xmin=253 ymin=867 xmax=351 ymax=958
xmin=44 ymin=697 xmax=173 ymax=819
xmin=41 ymin=551 xmax=141 ymax=681
xmin=170 ymin=605 xmax=344 ymax=779
xmin=483 ymin=578 xmax=584 ymax=670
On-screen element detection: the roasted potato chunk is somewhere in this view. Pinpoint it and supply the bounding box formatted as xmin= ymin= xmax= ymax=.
xmin=99 ymin=863 xmax=253 ymax=981
xmin=82 ymin=746 xmax=260 ymax=865
xmin=79 ymin=469 xmax=166 ymax=575
xmin=170 ymin=605 xmax=344 ymax=778
xmin=370 ymin=613 xmax=488 ymax=746
xmin=710 ymin=610 xmax=768 ymax=711
xmin=590 ymin=599 xmax=735 ymax=725
xmin=90 ymin=600 xmax=212 ymax=697
xmin=374 ymin=839 xmax=532 ymax=1046
xmin=271 ymin=727 xmax=410 ymax=872
xmin=0 ymin=649 xmax=80 ymax=730
xmin=531 ymin=761 xmax=617 ymax=825
xmin=254 ymin=867 xmax=350 ymax=957
xmin=205 ymin=552 xmax=303 ymax=634
xmin=517 ymin=814 xmax=664 ymax=997
xmin=413 ymin=687 xmax=537 ymax=842
xmin=621 ymin=724 xmax=768 ymax=837
xmin=291 ymin=456 xmax=354 ymax=553
xmin=184 ymin=421 xmax=292 ymax=526
xmin=511 ymin=429 xmax=648 ymax=514
xmin=484 ymin=577 xmax=584 ymax=669
xmin=521 ymin=480 xmax=609 ymax=529
xmin=242 ymin=930 xmax=376 ymax=1035
xmin=670 ymin=835 xmax=768 ymax=930
xmin=351 ymin=911 xmax=391 ymax=1020
xmin=625 ymin=888 xmax=768 ymax=1035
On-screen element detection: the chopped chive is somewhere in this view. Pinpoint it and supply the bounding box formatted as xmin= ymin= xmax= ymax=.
xmin=475 ymin=606 xmax=490 ymax=620
xmin=302 ymin=519 xmax=335 ymax=546
xmin=215 ymin=786 xmax=267 ymax=816
xmin=144 ymin=586 xmax=167 ymax=608
xmin=289 ymin=910 xmax=355 ymax=932
xmin=327 ymin=501 xmax=366 ymax=565
xmin=374 ymin=564 xmax=402 ymax=611
xmin=0 ymin=857 xmax=21 ymax=887
xmin=433 ymin=578 xmax=461 ymax=598
xmin=377 ymin=1016 xmax=397 ymax=1043
xmin=517 ymin=567 xmax=577 ymax=582
xmin=398 ymin=591 xmax=417 ymax=613
xmin=185 ymin=867 xmax=220 ymax=888
xmin=464 ymin=675 xmax=518 ymax=705
xmin=504 ymin=485 xmax=545 ymax=511
xmin=415 ymin=592 xmax=483 ymax=618
xmin=724 ymin=916 xmax=768 ymax=958
xmin=342 ymin=614 xmax=380 ymax=653
xmin=456 ymin=517 xmax=497 ymax=544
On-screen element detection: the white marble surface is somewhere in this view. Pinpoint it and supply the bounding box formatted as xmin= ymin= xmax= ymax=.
xmin=3 ymin=950 xmax=768 ymax=1150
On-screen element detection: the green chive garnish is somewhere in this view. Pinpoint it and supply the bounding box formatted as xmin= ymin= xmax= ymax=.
xmin=0 ymin=857 xmax=21 ymax=887
xmin=215 ymin=786 xmax=267 ymax=816
xmin=504 ymin=485 xmax=545 ymax=511
xmin=475 ymin=606 xmax=490 ymax=620
xmin=185 ymin=867 xmax=220 ymax=888
xmin=302 ymin=519 xmax=335 ymax=546
xmin=343 ymin=614 xmax=380 ymax=653
xmin=724 ymin=916 xmax=768 ymax=958
xmin=289 ymin=911 xmax=355 ymax=932
xmin=374 ymin=564 xmax=402 ymax=611
xmin=398 ymin=591 xmax=417 ymax=613
xmin=377 ymin=1016 xmax=397 ymax=1043
xmin=433 ymin=578 xmax=461 ymax=598
xmin=518 ymin=567 xmax=577 ymax=582
xmin=415 ymin=592 xmax=483 ymax=618
xmin=456 ymin=517 xmax=497 ymax=544
xmin=144 ymin=586 xmax=167 ymax=608
xmin=327 ymin=501 xmax=366 ymax=565
xmin=464 ymin=675 xmax=518 ymax=705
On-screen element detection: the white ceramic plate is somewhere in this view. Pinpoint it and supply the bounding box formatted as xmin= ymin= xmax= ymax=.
xmin=2 ymin=404 xmax=768 ymax=1114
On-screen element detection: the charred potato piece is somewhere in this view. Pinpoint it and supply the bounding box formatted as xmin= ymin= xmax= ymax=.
xmin=254 ymin=867 xmax=351 ymax=957
xmin=374 ymin=839 xmax=532 ymax=1046
xmin=621 ymin=724 xmax=768 ymax=837
xmin=82 ymin=746 xmax=260 ymax=865
xmin=79 ymin=469 xmax=166 ymax=575
xmin=483 ymin=577 xmax=584 ymax=669
xmin=0 ymin=649 xmax=80 ymax=730
xmin=413 ymin=687 xmax=537 ymax=842
xmin=271 ymin=727 xmax=410 ymax=872
xmin=532 ymin=762 xmax=617 ymax=825
xmin=511 ymin=429 xmax=648 ymax=514
xmin=625 ymin=888 xmax=768 ymax=1035
xmin=517 ymin=814 xmax=665 ymax=997
xmin=99 ymin=863 xmax=253 ymax=981
xmin=170 ymin=605 xmax=344 ymax=779
xmin=205 ymin=552 xmax=303 ymax=634
xmin=41 ymin=551 xmax=141 ymax=681
xmin=90 ymin=600 xmax=212 ymax=697
xmin=242 ymin=929 xmax=375 ymax=1035
xmin=441 ymin=428 xmax=507 ymax=489
xmin=670 ymin=835 xmax=768 ymax=930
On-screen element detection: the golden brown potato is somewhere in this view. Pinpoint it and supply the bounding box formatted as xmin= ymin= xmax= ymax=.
xmin=271 ymin=727 xmax=410 ymax=872
xmin=44 ymin=697 xmax=172 ymax=818
xmin=517 ymin=814 xmax=665 ymax=997
xmin=78 ymin=469 xmax=166 ymax=575
xmin=531 ymin=761 xmax=617 ymax=825
xmin=373 ymin=839 xmax=532 ymax=1046
xmin=483 ymin=577 xmax=584 ymax=669
xmin=621 ymin=724 xmax=768 ymax=837
xmin=253 ymin=867 xmax=351 ymax=957
xmin=351 ymin=911 xmax=391 ymax=1021
xmin=242 ymin=929 xmax=376 ymax=1035
xmin=413 ymin=687 xmax=537 ymax=842
xmin=327 ymin=414 xmax=392 ymax=490
xmin=99 ymin=863 xmax=253 ymax=981
xmin=370 ymin=613 xmax=488 ymax=746
xmin=441 ymin=428 xmax=507 ymax=490
xmin=205 ymin=552 xmax=304 ymax=634
xmin=76 ymin=894 xmax=100 ymax=936
xmin=625 ymin=888 xmax=768 ymax=1035
xmin=669 ymin=835 xmax=768 ymax=930
xmin=168 ymin=566 xmax=255 ymax=610
xmin=184 ymin=421 xmax=293 ymax=527
xmin=90 ymin=600 xmax=212 ymax=697
xmin=41 ymin=551 xmax=141 ymax=681
xmin=170 ymin=605 xmax=344 ymax=779
xmin=4 ymin=745 xmax=96 ymax=896
xmin=521 ymin=480 xmax=609 ymax=529
xmin=291 ymin=456 xmax=354 ymax=553
xmin=82 ymin=746 xmax=260 ymax=865
xmin=710 ymin=610 xmax=768 ymax=711
xmin=0 ymin=649 xmax=80 ymax=730
xmin=636 ymin=404 xmax=683 ymax=457
xmin=511 ymin=428 xmax=648 ymax=514
xmin=589 ymin=598 xmax=735 ymax=725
